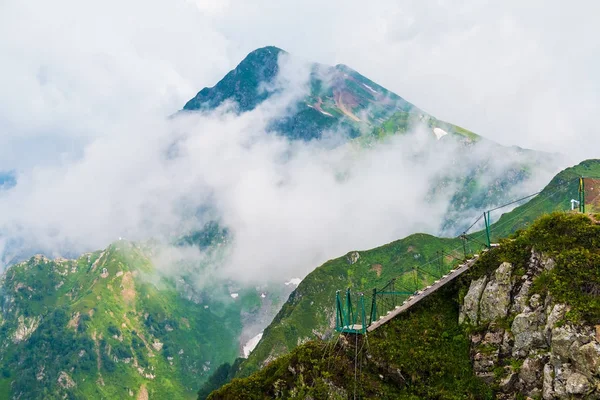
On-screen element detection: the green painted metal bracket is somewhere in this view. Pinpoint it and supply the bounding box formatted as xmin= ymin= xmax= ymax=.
xmin=579 ymin=177 xmax=586 ymax=213
xmin=484 ymin=210 xmax=491 ymax=248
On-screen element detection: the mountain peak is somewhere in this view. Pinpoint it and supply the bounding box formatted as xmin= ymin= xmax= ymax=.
xmin=183 ymin=46 xmax=286 ymax=112
xmin=244 ymin=45 xmax=286 ymax=59
xmin=182 ymin=46 xmax=420 ymax=140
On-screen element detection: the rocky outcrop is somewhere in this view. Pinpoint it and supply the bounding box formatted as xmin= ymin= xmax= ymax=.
xmin=13 ymin=315 xmax=41 ymax=343
xmin=459 ymin=275 xmax=487 ymax=325
xmin=479 ymin=262 xmax=513 ymax=323
xmin=347 ymin=251 xmax=360 ymax=265
xmin=57 ymin=371 xmax=76 ymax=389
xmin=460 ymin=251 xmax=600 ymax=399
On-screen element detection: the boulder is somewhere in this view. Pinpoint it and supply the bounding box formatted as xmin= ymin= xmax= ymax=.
xmin=500 ymin=330 xmax=514 ymax=358
xmin=479 ymin=262 xmax=513 ymax=323
xmin=511 ymin=278 xmax=532 ymax=315
xmin=542 ymin=363 xmax=554 ymax=400
xmin=571 ymin=341 xmax=600 ymax=378
xmin=552 ymin=325 xmax=579 ymax=360
xmin=512 ymin=308 xmax=547 ymax=357
xmin=565 ymin=372 xmax=590 ymax=395
xmin=542 ymin=256 xmax=556 ymax=271
xmin=483 ymin=327 xmax=504 ymax=345
xmin=459 ymin=275 xmax=488 ymax=325
xmin=519 ymin=355 xmax=545 ymax=391
xmin=529 ymin=294 xmax=542 ymax=309
xmin=499 ymin=366 xmax=518 ymax=393
xmin=347 ymin=251 xmax=360 ymax=264
xmin=473 ymin=349 xmax=499 ymax=376
xmin=553 ymin=363 xmax=571 ymax=398
xmin=544 ymin=304 xmax=568 ymax=344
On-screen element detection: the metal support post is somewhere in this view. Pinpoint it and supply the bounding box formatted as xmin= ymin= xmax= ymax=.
xmin=484 ymin=211 xmax=491 ymax=248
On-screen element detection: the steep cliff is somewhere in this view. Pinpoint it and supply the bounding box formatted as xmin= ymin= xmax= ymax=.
xmin=459 ymin=214 xmax=600 ymax=398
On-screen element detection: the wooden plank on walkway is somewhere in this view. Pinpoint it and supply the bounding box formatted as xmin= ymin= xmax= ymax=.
xmin=366 ymin=254 xmax=481 ymax=332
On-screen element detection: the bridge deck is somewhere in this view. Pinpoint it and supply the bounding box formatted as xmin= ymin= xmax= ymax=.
xmin=367 ymin=253 xmax=484 ymax=332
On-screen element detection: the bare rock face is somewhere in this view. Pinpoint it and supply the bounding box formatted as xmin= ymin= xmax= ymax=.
xmin=57 ymin=371 xmax=76 ymax=389
xmin=479 ymin=262 xmax=513 ymax=323
xmin=511 ymin=278 xmax=532 ymax=315
xmin=552 ymin=325 xmax=580 ymax=360
xmin=460 ymin=253 xmax=600 ymax=399
xmin=346 ymin=251 xmax=360 ymax=265
xmin=542 ymin=363 xmax=554 ymax=399
xmin=13 ymin=315 xmax=41 ymax=343
xmin=517 ymin=354 xmax=547 ymax=394
xmin=565 ymin=372 xmax=590 ymax=395
xmin=459 ymin=275 xmax=487 ymax=325
xmin=545 ymin=304 xmax=569 ymax=343
xmin=572 ymin=341 xmax=600 ymax=378
xmin=512 ymin=308 xmax=547 ymax=357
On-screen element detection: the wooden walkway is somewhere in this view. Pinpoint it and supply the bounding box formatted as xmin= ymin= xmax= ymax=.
xmin=367 ymin=253 xmax=483 ymax=332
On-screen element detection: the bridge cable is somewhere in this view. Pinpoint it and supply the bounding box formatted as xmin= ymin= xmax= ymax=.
xmin=480 ymin=178 xmax=575 ymax=237
xmin=349 ymin=177 xmax=578 ymax=331
xmin=487 ymin=191 xmax=542 ymax=213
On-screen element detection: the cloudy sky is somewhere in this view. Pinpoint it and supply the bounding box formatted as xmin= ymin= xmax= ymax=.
xmin=0 ymin=0 xmax=597 ymax=277
xmin=2 ymin=0 xmax=599 ymax=166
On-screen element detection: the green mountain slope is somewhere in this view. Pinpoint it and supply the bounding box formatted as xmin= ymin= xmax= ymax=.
xmin=208 ymin=211 xmax=600 ymax=399
xmin=181 ymin=46 xmax=561 ymax=237
xmin=183 ymin=46 xmax=422 ymax=141
xmin=182 ymin=46 xmax=485 ymax=143
xmin=225 ymin=159 xmax=600 ymax=383
xmin=182 ymin=46 xmax=487 ymax=145
xmin=0 ymin=241 xmax=290 ymax=399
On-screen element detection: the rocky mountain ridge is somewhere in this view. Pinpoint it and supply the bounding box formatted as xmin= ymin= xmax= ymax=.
xmin=0 ymin=240 xmax=295 ymax=399
xmin=461 ymin=251 xmax=600 ymax=398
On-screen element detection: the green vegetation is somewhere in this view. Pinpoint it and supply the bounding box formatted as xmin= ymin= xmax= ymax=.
xmin=4 ymin=43 xmax=599 ymax=398
xmin=233 ymin=160 xmax=600 ymax=383
xmin=183 ymin=46 xmax=284 ymax=112
xmin=473 ymin=212 xmax=600 ymax=325
xmin=489 ymin=159 xmax=600 ymax=240
xmin=209 ymin=211 xmax=600 ymax=399
xmin=0 ymin=241 xmax=285 ymax=399
xmin=209 ymin=284 xmax=491 ymax=399
xmin=197 ymin=358 xmax=244 ymax=399
xmin=239 ymin=233 xmax=464 ymax=377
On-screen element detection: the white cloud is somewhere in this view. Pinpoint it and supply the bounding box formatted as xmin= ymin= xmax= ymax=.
xmin=2 ymin=0 xmax=599 ymax=164
xmin=0 ymin=0 xmax=591 ymax=278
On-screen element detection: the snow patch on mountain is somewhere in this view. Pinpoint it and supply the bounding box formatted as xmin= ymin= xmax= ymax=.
xmin=285 ymin=278 xmax=302 ymax=286
xmin=433 ymin=127 xmax=448 ymax=140
xmin=362 ymin=83 xmax=377 ymax=93
xmin=243 ymin=332 xmax=263 ymax=357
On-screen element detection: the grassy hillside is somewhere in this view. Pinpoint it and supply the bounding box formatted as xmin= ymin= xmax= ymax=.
xmin=211 ymin=284 xmax=491 ymax=400
xmin=237 ymin=234 xmax=463 ymax=377
xmin=208 ymin=211 xmax=600 ymax=399
xmin=488 ymin=159 xmax=600 ymax=239
xmin=228 ymin=159 xmax=600 ymax=382
xmin=0 ymin=241 xmax=286 ymax=399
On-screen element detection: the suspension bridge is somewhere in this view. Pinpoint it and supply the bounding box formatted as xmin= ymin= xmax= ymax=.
xmin=334 ymin=176 xmax=596 ymax=335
